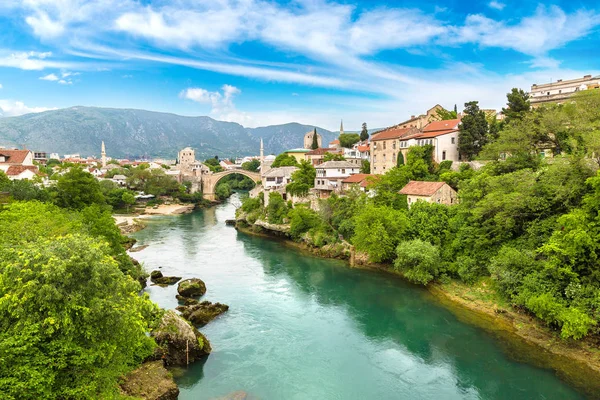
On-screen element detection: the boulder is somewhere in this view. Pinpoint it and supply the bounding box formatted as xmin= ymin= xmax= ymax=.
xmin=176 ymin=301 xmax=229 ymax=327
xmin=150 ymin=271 xmax=181 ymax=285
xmin=176 ymin=295 xmax=199 ymax=306
xmin=152 ymin=311 xmax=211 ymax=366
xmin=120 ymin=361 xmax=179 ymax=400
xmin=177 ymin=278 xmax=206 ymax=298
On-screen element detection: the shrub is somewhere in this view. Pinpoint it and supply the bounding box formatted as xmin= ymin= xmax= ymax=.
xmin=394 ymin=239 xmax=441 ymax=285
xmin=266 ymin=192 xmax=287 ymax=224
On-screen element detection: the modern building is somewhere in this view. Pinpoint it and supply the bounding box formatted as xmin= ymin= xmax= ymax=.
xmin=303 ymin=130 xmax=322 ymax=149
xmin=529 ymin=75 xmax=600 ymax=106
xmin=370 ymin=127 xmax=419 ymax=174
xmin=399 ymin=181 xmax=458 ymax=208
xmin=314 ymin=160 xmax=360 ymax=198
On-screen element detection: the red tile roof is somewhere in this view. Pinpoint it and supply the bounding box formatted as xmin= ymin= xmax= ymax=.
xmin=357 ymin=145 xmax=370 ymax=152
xmin=5 ymin=165 xmax=39 ymax=176
xmin=0 ymin=149 xmax=31 ymax=164
xmin=306 ymin=147 xmax=339 ymax=156
xmin=419 ymin=129 xmax=457 ymax=139
xmin=399 ymin=180 xmax=447 ymax=196
xmin=329 ymin=139 xmax=340 ymax=145
xmin=423 ymin=119 xmax=460 ymax=132
xmin=342 ymin=173 xmax=375 ymax=188
xmin=371 ymin=127 xmax=418 ymax=141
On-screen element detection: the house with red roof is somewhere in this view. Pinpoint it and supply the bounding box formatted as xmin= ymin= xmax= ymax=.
xmin=399 ymin=180 xmax=458 ymax=208
xmin=418 ymin=119 xmax=461 ymax=163
xmin=0 ymin=149 xmax=40 ymax=180
xmin=369 ymin=127 xmax=419 ymax=174
xmin=341 ymin=173 xmax=375 ymax=193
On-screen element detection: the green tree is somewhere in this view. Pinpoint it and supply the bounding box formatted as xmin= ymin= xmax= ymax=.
xmin=502 ymin=88 xmax=531 ymax=123
xmin=0 ymin=235 xmax=159 ymax=399
xmin=204 ymin=157 xmax=224 ymax=172
xmin=122 ymin=191 xmax=136 ymax=213
xmin=0 ymin=170 xmax=10 ymax=187
xmin=339 ymin=133 xmax=361 ymax=148
xmin=397 ymin=152 xmax=404 ymax=166
xmin=286 ymin=160 xmax=316 ymax=196
xmin=271 ymin=153 xmax=299 ymax=168
xmin=266 ymin=192 xmax=288 ymax=224
xmin=360 ymin=122 xmax=369 ymax=141
xmin=394 ymin=239 xmax=441 ymax=285
xmin=360 ymin=159 xmax=370 ymax=174
xmin=54 ymin=167 xmax=106 ymax=209
xmin=435 ymin=107 xmax=458 ymax=120
xmin=458 ymin=101 xmax=489 ymax=161
xmin=311 ymin=128 xmax=319 ymax=150
xmin=352 ymin=204 xmax=408 ymax=262
xmin=242 ymin=159 xmax=261 ymax=172
xmin=323 ymin=152 xmax=345 ymax=162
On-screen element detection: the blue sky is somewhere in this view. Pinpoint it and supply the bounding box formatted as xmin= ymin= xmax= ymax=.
xmin=0 ymin=0 xmax=598 ymax=130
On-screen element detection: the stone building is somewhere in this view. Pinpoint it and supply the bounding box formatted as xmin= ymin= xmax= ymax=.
xmin=529 ymin=75 xmax=600 ymax=106
xmin=370 ymin=127 xmax=419 ymax=174
xmin=314 ymin=160 xmax=360 ymax=198
xmin=395 ymin=105 xmax=444 ymax=129
xmin=399 ymin=181 xmax=458 ymax=208
xmin=303 ymin=130 xmax=322 ymax=149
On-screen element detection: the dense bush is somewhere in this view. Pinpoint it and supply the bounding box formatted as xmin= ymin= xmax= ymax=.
xmin=266 ymin=192 xmax=288 ymax=224
xmin=394 ymin=239 xmax=441 ymax=285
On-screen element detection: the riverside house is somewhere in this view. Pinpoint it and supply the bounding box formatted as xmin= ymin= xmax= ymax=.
xmin=314 ymin=160 xmax=360 ymax=198
xmin=399 ymin=180 xmax=458 ymax=208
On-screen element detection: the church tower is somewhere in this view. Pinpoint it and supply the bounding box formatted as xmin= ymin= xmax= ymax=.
xmin=101 ymin=141 xmax=107 ymax=168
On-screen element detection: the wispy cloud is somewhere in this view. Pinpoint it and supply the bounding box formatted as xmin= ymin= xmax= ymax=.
xmin=488 ymin=1 xmax=505 ymax=11
xmin=40 ymin=73 xmax=59 ymax=81
xmin=180 ymin=84 xmax=252 ymax=125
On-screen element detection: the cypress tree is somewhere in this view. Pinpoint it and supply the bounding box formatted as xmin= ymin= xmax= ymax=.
xmin=360 ymin=122 xmax=369 ymax=141
xmin=397 ymin=152 xmax=404 ymax=166
xmin=311 ymin=128 xmax=319 ymax=149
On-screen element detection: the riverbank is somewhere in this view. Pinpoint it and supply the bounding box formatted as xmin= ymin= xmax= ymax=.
xmin=235 ymin=219 xmax=600 ymax=398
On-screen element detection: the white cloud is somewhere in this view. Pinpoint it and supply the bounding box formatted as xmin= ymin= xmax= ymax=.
xmin=449 ymin=6 xmax=600 ymax=55
xmin=26 ymin=10 xmax=65 ymax=38
xmin=0 ymin=100 xmax=56 ymax=117
xmin=40 ymin=73 xmax=59 ymax=81
xmin=58 ymin=79 xmax=72 ymax=85
xmin=180 ymin=84 xmax=252 ymax=126
xmin=0 ymin=83 xmax=3 ymax=89
xmin=488 ymin=1 xmax=505 ymax=11
xmin=0 ymin=51 xmax=69 ymax=70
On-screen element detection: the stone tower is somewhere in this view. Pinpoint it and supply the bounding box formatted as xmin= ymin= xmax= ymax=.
xmin=178 ymin=147 xmax=196 ymax=172
xmin=303 ymin=130 xmax=322 ymax=149
xmin=101 ymin=141 xmax=107 ymax=168
xmin=340 ymin=120 xmax=344 ymax=136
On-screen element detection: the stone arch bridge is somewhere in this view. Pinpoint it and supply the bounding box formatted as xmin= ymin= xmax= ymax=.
xmin=201 ymin=169 xmax=261 ymax=201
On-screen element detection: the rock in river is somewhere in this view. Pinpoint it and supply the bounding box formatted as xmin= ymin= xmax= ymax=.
xmin=176 ymin=301 xmax=229 ymax=327
xmin=152 ymin=310 xmax=211 ymax=366
xmin=150 ymin=270 xmax=182 ymax=285
xmin=120 ymin=360 xmax=179 ymax=400
xmin=177 ymin=278 xmax=206 ymax=298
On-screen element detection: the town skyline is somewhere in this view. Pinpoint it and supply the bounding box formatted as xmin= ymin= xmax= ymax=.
xmin=0 ymin=1 xmax=599 ymax=130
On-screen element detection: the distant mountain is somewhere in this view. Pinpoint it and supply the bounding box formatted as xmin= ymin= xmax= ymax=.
xmin=0 ymin=106 xmax=336 ymax=159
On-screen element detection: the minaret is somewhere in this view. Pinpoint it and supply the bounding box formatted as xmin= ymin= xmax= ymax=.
xmin=340 ymin=120 xmax=344 ymax=135
xmin=101 ymin=141 xmax=107 ymax=168
xmin=260 ymin=138 xmax=264 ymax=175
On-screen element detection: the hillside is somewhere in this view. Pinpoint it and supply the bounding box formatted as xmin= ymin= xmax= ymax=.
xmin=0 ymin=106 xmax=336 ymax=159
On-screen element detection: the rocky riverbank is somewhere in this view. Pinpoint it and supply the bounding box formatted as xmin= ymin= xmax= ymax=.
xmin=234 ymin=217 xmax=600 ymax=398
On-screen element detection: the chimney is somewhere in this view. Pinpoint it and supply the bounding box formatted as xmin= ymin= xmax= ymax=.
xmin=584 ymin=75 xmax=592 ymax=79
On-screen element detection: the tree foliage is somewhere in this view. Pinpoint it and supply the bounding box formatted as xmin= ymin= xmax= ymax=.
xmin=242 ymin=159 xmax=261 ymax=172
xmin=502 ymin=88 xmax=531 ymax=123
xmin=311 ymin=128 xmax=319 ymax=150
xmin=394 ymin=239 xmax=441 ymax=285
xmin=360 ymin=122 xmax=369 ymax=141
xmin=286 ymin=160 xmax=316 ymax=196
xmin=271 ymin=153 xmax=299 ymax=168
xmin=339 ymin=133 xmax=360 ymax=148
xmin=458 ymin=101 xmax=489 ymax=161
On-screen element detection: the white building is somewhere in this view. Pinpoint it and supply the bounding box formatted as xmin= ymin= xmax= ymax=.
xmin=112 ymin=174 xmax=128 ymax=186
xmin=262 ymin=166 xmax=298 ymax=190
xmin=314 ymin=160 xmax=360 ymax=198
xmin=0 ymin=149 xmax=39 ymax=180
xmin=418 ymin=119 xmax=460 ymax=163
xmin=530 ymin=75 xmax=600 ymax=106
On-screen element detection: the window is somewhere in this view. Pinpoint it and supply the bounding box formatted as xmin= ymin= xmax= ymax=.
xmin=442 ymin=151 xmax=446 ymax=161
xmin=383 ymin=141 xmax=387 ymax=150
xmin=341 ymin=169 xmax=345 ymax=174
xmin=451 ymin=137 xmax=455 ymax=144
xmin=393 ymin=141 xmax=396 ymax=149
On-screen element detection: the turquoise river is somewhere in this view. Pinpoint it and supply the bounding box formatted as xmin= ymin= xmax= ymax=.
xmin=131 ymin=195 xmax=591 ymax=400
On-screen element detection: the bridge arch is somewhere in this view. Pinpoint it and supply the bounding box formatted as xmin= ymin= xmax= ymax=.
xmin=203 ymin=169 xmax=261 ymax=201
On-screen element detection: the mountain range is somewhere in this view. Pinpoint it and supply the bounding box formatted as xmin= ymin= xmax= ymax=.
xmin=0 ymin=106 xmax=338 ymax=159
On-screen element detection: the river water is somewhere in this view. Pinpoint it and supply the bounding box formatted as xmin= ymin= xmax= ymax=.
xmin=131 ymin=195 xmax=587 ymax=400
